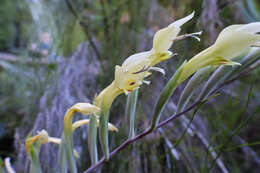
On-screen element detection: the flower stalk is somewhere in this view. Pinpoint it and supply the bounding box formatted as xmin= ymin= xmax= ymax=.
xmin=88 ymin=116 xmax=98 ymax=165
xmin=62 ymin=103 xmax=100 ymax=173
xmin=127 ymin=89 xmax=139 ymax=139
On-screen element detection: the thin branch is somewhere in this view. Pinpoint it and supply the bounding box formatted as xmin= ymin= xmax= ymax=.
xmin=84 ymin=64 xmax=259 ymax=173
xmin=65 ymin=0 xmax=102 ymax=60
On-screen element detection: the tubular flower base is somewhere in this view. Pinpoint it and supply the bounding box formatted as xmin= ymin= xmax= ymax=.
xmin=177 ymin=22 xmax=260 ymax=84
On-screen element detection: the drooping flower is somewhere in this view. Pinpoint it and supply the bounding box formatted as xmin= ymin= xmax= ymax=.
xmin=177 ymin=22 xmax=260 ymax=84
xmin=63 ymin=102 xmax=100 ymax=135
xmin=26 ymin=118 xmax=118 ymax=172
xmin=25 ymin=119 xmax=118 ymax=156
xmin=113 ymin=12 xmax=199 ymax=95
xmin=72 ymin=119 xmax=118 ymax=132
xmin=62 ymin=103 xmax=100 ymax=173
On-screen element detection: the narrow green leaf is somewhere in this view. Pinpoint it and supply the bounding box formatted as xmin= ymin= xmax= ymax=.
xmin=99 ymin=96 xmax=109 ymax=161
xmin=127 ymin=89 xmax=138 ymax=139
xmin=29 ymin=141 xmax=42 ymax=173
xmin=63 ymin=122 xmax=78 ymax=173
xmin=176 ymin=66 xmax=215 ymax=114
xmin=59 ymin=134 xmax=67 ymax=173
xmin=150 ymin=61 xmax=186 ymax=129
xmin=99 ymin=102 xmax=110 ymax=161
xmin=88 ymin=115 xmax=98 ymax=165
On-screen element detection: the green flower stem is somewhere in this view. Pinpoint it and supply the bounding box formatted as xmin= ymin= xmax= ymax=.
xmin=28 ymin=141 xmax=42 ymax=173
xmin=59 ymin=134 xmax=68 ymax=173
xmin=127 ymin=89 xmax=138 ymax=139
xmin=63 ymin=109 xmax=78 ymax=173
xmin=88 ymin=115 xmax=98 ymax=165
xmin=95 ymin=81 xmax=123 ymax=161
xmin=99 ymin=108 xmax=110 ymax=161
xmin=95 ymin=81 xmax=123 ymax=110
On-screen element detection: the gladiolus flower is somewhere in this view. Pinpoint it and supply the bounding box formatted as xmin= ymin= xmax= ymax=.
xmin=177 ymin=22 xmax=260 ymax=84
xmin=114 ymin=12 xmax=199 ymax=95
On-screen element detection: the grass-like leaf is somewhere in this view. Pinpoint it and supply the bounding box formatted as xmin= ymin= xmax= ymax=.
xmin=88 ymin=115 xmax=98 ymax=165
xmin=99 ymin=101 xmax=110 ymax=160
xmin=127 ymin=89 xmax=139 ymax=139
xmin=176 ymin=66 xmax=215 ymax=114
xmin=59 ymin=134 xmax=68 ymax=173
xmin=150 ymin=60 xmax=186 ymax=129
xmin=28 ymin=141 xmax=42 ymax=173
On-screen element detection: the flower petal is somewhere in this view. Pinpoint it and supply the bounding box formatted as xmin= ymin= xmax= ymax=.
xmin=143 ymin=80 xmax=151 ymax=85
xmin=122 ymin=51 xmax=152 ymax=68
xmin=149 ymin=66 xmax=165 ymax=76
xmin=72 ymin=119 xmax=118 ymax=132
xmin=169 ymin=11 xmax=195 ymax=28
xmin=152 ymin=12 xmax=194 ymax=53
xmin=213 ymin=24 xmax=260 ymax=59
xmin=238 ymin=22 xmax=260 ymax=34
xmin=73 ymin=103 xmax=100 ymax=115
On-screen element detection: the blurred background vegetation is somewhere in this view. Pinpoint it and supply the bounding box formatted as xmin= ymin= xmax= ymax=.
xmin=0 ymin=0 xmax=259 ymax=172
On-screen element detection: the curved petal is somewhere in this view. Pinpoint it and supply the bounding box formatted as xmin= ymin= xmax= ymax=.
xmin=72 ymin=119 xmax=118 ymax=132
xmin=72 ymin=103 xmax=100 ymax=115
xmin=152 ymin=12 xmax=194 ymax=53
xmin=122 ymin=51 xmax=152 ymax=68
xmin=169 ymin=11 xmax=195 ymax=28
xmin=213 ymin=24 xmax=260 ymax=59
xmin=152 ymin=26 xmax=181 ymax=53
xmin=238 ymin=22 xmax=260 ymax=34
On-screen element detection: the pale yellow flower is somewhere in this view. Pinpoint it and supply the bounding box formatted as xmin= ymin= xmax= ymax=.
xmin=63 ymin=103 xmax=100 ymax=131
xmin=177 ymin=22 xmax=260 ymax=84
xmin=114 ymin=12 xmax=197 ymax=95
xmin=25 ymin=118 xmax=118 ymax=157
xmin=72 ymin=119 xmax=118 ymax=132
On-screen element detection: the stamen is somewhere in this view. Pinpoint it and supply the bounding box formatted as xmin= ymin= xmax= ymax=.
xmin=251 ymin=42 xmax=260 ymax=47
xmin=132 ymin=65 xmax=150 ymax=74
xmin=149 ymin=67 xmax=165 ymax=76
xmin=172 ymin=31 xmax=203 ymax=43
xmin=169 ymin=53 xmax=178 ymax=59
xmin=37 ymin=130 xmax=50 ymax=144
xmin=143 ymin=80 xmax=151 ymax=85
